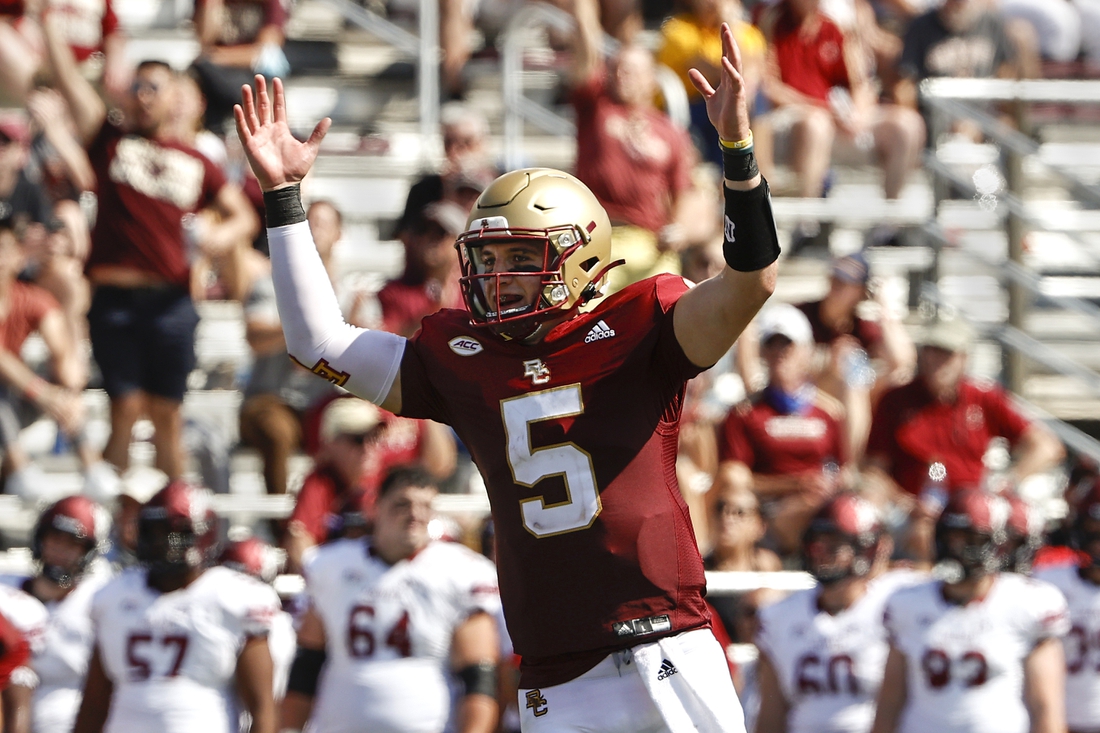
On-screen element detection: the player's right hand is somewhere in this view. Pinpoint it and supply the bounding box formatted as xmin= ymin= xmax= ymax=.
xmin=234 ymin=75 xmax=330 ymax=193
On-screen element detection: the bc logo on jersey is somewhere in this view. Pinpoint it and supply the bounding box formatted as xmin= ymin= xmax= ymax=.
xmin=525 ymin=690 xmax=548 ymax=717
xmin=523 ymin=359 xmax=551 ymax=385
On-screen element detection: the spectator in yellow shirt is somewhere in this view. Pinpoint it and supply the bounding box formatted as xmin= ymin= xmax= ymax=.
xmin=657 ymin=0 xmax=765 ymax=167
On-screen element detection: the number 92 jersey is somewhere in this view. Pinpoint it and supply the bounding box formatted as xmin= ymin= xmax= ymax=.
xmin=1033 ymin=564 xmax=1100 ymax=731
xmin=398 ymin=274 xmax=710 ymax=687
xmin=883 ymin=574 xmax=1069 ymax=733
xmin=303 ymin=538 xmax=501 ymax=733
xmin=90 ymin=566 xmax=281 ymax=733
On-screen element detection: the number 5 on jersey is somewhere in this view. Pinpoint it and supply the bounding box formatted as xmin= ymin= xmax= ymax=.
xmin=501 ymin=385 xmax=601 ymax=538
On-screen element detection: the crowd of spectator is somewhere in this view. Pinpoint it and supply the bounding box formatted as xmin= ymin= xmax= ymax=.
xmin=0 ymin=0 xmax=1091 ymax=713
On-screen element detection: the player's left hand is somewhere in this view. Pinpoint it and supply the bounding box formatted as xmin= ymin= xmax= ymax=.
xmin=687 ymin=23 xmax=751 ymax=145
xmin=235 ymin=75 xmax=330 ymax=192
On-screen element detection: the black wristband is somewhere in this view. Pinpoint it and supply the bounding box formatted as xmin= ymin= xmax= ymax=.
xmin=263 ymin=184 xmax=306 ymax=228
xmin=457 ymin=662 xmax=498 ymax=698
xmin=723 ymin=178 xmax=781 ymax=272
xmin=723 ymin=148 xmax=760 ymax=182
xmin=286 ymin=647 xmax=326 ymax=697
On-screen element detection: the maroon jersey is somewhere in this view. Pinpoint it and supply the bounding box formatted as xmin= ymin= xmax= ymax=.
xmin=867 ymin=377 xmax=1032 ymax=495
xmin=717 ymin=393 xmax=846 ymax=475
xmin=399 ymin=274 xmax=710 ymax=687
xmin=85 ymin=123 xmax=226 ymax=287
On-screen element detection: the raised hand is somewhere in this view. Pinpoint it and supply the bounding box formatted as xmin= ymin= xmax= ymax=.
xmin=234 ymin=75 xmax=331 ymax=192
xmin=687 ymin=23 xmax=751 ymax=145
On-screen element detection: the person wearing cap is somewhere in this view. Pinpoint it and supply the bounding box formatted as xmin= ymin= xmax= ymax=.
xmin=715 ymin=303 xmax=848 ymax=554
xmin=797 ymin=251 xmax=915 ymax=461
xmin=284 ymin=395 xmax=455 ymax=573
xmin=284 ymin=397 xmax=388 ymax=572
xmin=366 ymin=199 xmax=469 ymax=339
xmin=864 ymin=317 xmax=1064 ymax=560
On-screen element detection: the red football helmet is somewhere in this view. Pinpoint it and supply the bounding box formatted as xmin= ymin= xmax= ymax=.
xmin=218 ymin=537 xmax=279 ymax=584
xmin=137 ymin=481 xmax=219 ymax=574
xmin=802 ymin=493 xmax=883 ymax=584
xmin=1004 ymin=494 xmax=1044 ymax=573
xmin=32 ymin=496 xmax=103 ymax=588
xmin=935 ymin=490 xmax=1010 ymax=579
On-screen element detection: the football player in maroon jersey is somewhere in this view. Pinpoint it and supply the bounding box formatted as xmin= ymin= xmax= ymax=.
xmin=236 ymin=22 xmax=778 ymax=733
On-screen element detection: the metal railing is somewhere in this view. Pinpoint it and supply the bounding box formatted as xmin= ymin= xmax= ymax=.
xmin=919 ymin=78 xmax=1100 ymax=395
xmin=319 ymin=0 xmax=439 ymax=154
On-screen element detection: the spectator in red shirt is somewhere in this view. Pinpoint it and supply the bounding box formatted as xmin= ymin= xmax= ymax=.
xmin=716 ymin=303 xmax=847 ymax=554
xmin=191 ymin=0 xmax=289 ymax=132
xmin=0 ymin=0 xmax=129 ymax=101
xmin=285 ymin=397 xmax=457 ymax=572
xmin=45 ymin=18 xmax=258 ymax=481
xmin=0 ymin=218 xmax=115 ymax=501
xmin=864 ymin=317 xmax=1065 ymax=561
xmin=755 ymin=0 xmax=924 ymax=250
xmin=369 ymin=201 xmax=467 ymax=338
xmin=567 ymin=0 xmax=709 ymax=292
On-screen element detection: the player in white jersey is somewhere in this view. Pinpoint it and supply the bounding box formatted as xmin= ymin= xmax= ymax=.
xmin=72 ymin=481 xmax=281 ymax=733
xmin=218 ymin=537 xmax=296 ymax=701
xmin=755 ymin=493 xmax=920 ymax=733
xmin=871 ymin=489 xmax=1069 ymax=733
xmin=281 ymin=466 xmax=502 ymax=733
xmin=0 ymin=579 xmax=47 ymax=733
xmin=1035 ymin=479 xmax=1100 ymax=733
xmin=1 ymin=496 xmax=113 ymax=733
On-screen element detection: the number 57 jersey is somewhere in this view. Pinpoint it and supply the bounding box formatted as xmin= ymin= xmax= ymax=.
xmin=398 ymin=275 xmax=710 ymax=687
xmin=89 ymin=566 xmax=281 ymax=733
xmin=883 ymin=574 xmax=1069 ymax=733
xmin=303 ymin=538 xmax=501 ymax=733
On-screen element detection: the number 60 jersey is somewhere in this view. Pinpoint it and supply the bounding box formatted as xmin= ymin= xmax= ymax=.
xmin=89 ymin=566 xmax=281 ymax=733
xmin=883 ymin=574 xmax=1068 ymax=733
xmin=399 ymin=274 xmax=710 ymax=688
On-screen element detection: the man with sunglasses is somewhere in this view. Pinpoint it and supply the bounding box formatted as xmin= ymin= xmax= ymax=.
xmin=43 ymin=17 xmax=257 ymax=483
xmin=283 ymin=398 xmax=388 ymax=572
xmin=237 ymin=21 xmax=779 ymax=733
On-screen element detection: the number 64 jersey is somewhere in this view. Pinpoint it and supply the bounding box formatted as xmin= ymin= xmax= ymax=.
xmin=398 ymin=275 xmax=710 ymax=688
xmin=303 ymin=538 xmax=501 ymax=733
xmin=883 ymin=573 xmax=1069 ymax=733
xmin=89 ymin=566 xmax=281 ymax=733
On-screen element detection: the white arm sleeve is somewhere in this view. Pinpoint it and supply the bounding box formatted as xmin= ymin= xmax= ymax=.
xmin=267 ymin=222 xmax=405 ymax=405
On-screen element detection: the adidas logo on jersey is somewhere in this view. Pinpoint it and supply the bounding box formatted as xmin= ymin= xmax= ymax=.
xmin=584 ymin=320 xmax=616 ymax=343
xmin=657 ymin=659 xmax=678 ymax=681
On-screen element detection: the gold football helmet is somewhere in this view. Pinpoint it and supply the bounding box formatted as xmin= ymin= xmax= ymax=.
xmin=455 ymin=168 xmax=621 ymax=340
